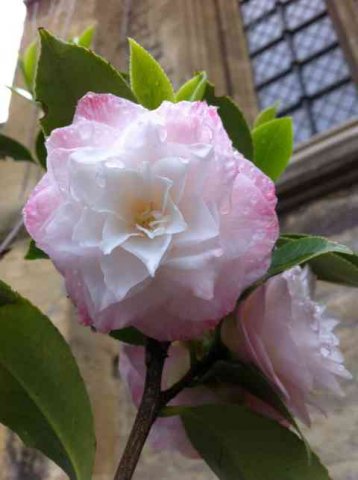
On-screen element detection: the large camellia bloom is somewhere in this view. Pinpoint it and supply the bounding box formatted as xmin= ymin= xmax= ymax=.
xmin=222 ymin=266 xmax=352 ymax=424
xmin=24 ymin=93 xmax=278 ymax=340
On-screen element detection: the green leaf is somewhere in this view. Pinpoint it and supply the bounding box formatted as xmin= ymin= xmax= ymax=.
xmin=25 ymin=240 xmax=49 ymax=260
xmin=129 ymin=38 xmax=175 ymax=109
xmin=73 ymin=25 xmax=95 ymax=48
xmin=119 ymin=71 xmax=130 ymax=84
xmin=253 ymin=102 xmax=279 ymax=128
xmin=182 ymin=405 xmax=330 ymax=480
xmin=278 ymin=235 xmax=358 ymax=287
xmin=20 ymin=40 xmax=38 ymax=92
xmin=269 ymin=236 xmax=352 ymax=277
xmin=36 ymin=29 xmax=135 ymax=134
xmin=203 ymin=361 xmax=297 ymax=429
xmin=110 ymin=326 xmax=145 ymax=346
xmin=202 ymin=359 xmax=310 ymax=456
xmin=252 ymin=117 xmax=293 ymax=180
xmin=0 ymin=133 xmax=35 ymax=163
xmin=175 ymin=72 xmax=207 ymax=102
xmin=0 ymin=280 xmax=95 ymax=480
xmin=204 ymin=83 xmax=253 ymax=161
xmin=35 ymin=130 xmax=47 ymax=169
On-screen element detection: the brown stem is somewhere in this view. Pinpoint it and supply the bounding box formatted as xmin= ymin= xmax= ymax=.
xmin=114 ymin=338 xmax=169 ymax=480
xmin=160 ymin=343 xmax=220 ymax=406
xmin=114 ymin=330 xmax=223 ymax=480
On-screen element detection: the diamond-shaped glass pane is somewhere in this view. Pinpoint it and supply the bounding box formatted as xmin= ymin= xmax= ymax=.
xmin=258 ymin=72 xmax=302 ymax=111
xmin=289 ymin=107 xmax=314 ymax=143
xmin=241 ymin=0 xmax=275 ymax=26
xmin=302 ymin=48 xmax=350 ymax=96
xmin=312 ymin=84 xmax=358 ymax=133
xmin=285 ymin=0 xmax=326 ymax=30
xmin=247 ymin=12 xmax=283 ymax=54
xmin=253 ymin=41 xmax=292 ymax=85
xmin=293 ymin=16 xmax=337 ymax=61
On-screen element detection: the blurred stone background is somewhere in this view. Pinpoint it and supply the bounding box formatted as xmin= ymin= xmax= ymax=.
xmin=0 ymin=1 xmax=357 ymax=479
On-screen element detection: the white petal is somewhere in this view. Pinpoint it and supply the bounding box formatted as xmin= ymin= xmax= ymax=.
xmin=175 ymin=198 xmax=219 ymax=245
xmin=101 ymin=213 xmax=136 ymax=254
xmin=98 ymin=167 xmax=171 ymax=220
xmin=101 ymin=248 xmax=149 ymax=300
xmin=119 ymin=115 xmax=167 ymax=164
xmin=68 ymin=157 xmax=105 ymax=206
xmin=72 ymin=208 xmax=105 ymax=247
xmin=152 ymin=157 xmax=188 ymax=203
xmin=122 ymin=235 xmax=172 ymax=276
xmin=79 ymin=257 xmax=116 ymax=311
xmin=163 ymin=197 xmax=187 ymax=235
xmin=165 ymin=246 xmax=222 ymax=270
xmin=189 ymin=143 xmax=213 ymax=159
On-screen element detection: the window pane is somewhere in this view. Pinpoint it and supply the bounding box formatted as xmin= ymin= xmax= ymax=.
xmin=285 ymin=0 xmax=326 ymax=30
xmin=241 ymin=0 xmax=275 ymax=26
xmin=253 ymin=41 xmax=292 ymax=85
xmin=293 ymin=16 xmax=337 ymax=62
xmin=312 ymin=84 xmax=358 ymax=133
xmin=302 ymin=48 xmax=350 ymax=96
xmin=258 ymin=73 xmax=302 ymax=111
xmin=290 ymin=107 xmax=314 ymax=143
xmin=247 ymin=12 xmax=283 ymax=54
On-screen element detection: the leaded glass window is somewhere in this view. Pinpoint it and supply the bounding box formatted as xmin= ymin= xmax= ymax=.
xmin=240 ymin=0 xmax=358 ymax=143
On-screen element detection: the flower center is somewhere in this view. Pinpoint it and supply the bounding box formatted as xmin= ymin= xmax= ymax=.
xmin=135 ymin=205 xmax=157 ymax=230
xmin=134 ymin=202 xmax=169 ymax=236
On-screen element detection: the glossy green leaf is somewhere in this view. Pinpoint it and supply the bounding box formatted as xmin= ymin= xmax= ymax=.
xmin=204 ymin=83 xmax=253 ymax=161
xmin=253 ymin=102 xmax=279 ymax=128
xmin=269 ymin=236 xmax=352 ymax=277
xmin=0 ymin=133 xmax=35 ymax=163
xmin=252 ymin=117 xmax=293 ymax=180
xmin=119 ymin=71 xmax=130 ymax=84
xmin=36 ymin=29 xmax=135 ymax=134
xmin=73 ymin=25 xmax=95 ymax=48
xmin=129 ymin=38 xmax=175 ymax=109
xmin=175 ymin=72 xmax=207 ymax=102
xmin=20 ymin=39 xmax=38 ymax=92
xmin=0 ymin=280 xmax=95 ymax=480
xmin=110 ymin=326 xmax=145 ymax=346
xmin=278 ymin=234 xmax=358 ymax=287
xmin=25 ymin=240 xmax=49 ymax=260
xmin=203 ymin=361 xmax=298 ymax=429
xmin=182 ymin=405 xmax=330 ymax=480
xmin=35 ymin=130 xmax=47 ymax=169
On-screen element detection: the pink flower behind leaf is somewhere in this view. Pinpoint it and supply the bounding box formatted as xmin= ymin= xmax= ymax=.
xmin=119 ymin=343 xmax=218 ymax=458
xmin=24 ymin=93 xmax=278 ymax=341
xmin=119 ymin=342 xmax=287 ymax=457
xmin=222 ymin=266 xmax=352 ymax=425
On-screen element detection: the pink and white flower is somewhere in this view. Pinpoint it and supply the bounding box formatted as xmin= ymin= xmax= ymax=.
xmin=222 ymin=266 xmax=352 ymax=424
xmin=24 ymin=93 xmax=278 ymax=340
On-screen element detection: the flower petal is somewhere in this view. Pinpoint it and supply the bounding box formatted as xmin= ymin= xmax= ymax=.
xmin=101 ymin=247 xmax=149 ymax=300
xmin=74 ymin=92 xmax=146 ymax=128
xmin=122 ymin=235 xmax=172 ymax=276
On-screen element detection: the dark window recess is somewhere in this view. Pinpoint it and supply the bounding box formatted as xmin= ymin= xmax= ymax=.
xmin=240 ymin=0 xmax=358 ymax=144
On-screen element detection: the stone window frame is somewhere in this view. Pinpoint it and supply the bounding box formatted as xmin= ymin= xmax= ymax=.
xmin=276 ymin=0 xmax=358 ymax=212
xmin=233 ymin=0 xmax=358 ymax=212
